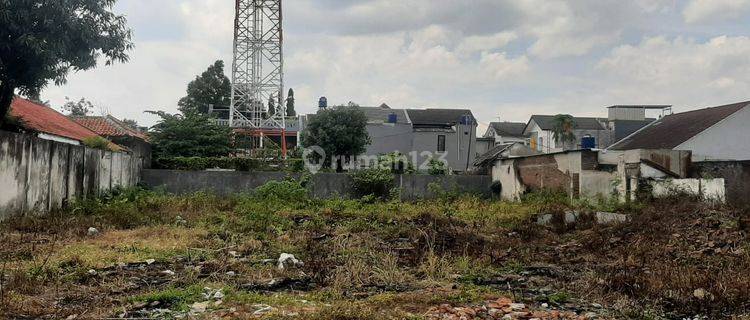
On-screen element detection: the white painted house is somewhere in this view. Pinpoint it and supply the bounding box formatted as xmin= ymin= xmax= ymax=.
xmin=609 ymin=101 xmax=750 ymax=161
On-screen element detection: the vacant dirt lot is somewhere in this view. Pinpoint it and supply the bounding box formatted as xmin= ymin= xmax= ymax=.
xmin=1 ymin=182 xmax=749 ymax=319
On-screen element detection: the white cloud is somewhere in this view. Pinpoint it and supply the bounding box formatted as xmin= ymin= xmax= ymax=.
xmin=596 ymin=35 xmax=750 ymax=110
xmin=683 ymin=0 xmax=750 ymax=24
xmin=457 ymin=32 xmax=518 ymax=55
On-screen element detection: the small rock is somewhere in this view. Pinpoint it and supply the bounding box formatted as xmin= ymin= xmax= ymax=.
xmin=145 ymin=259 xmax=156 ymax=265
xmin=213 ymin=291 xmax=225 ymax=300
xmin=541 ymin=303 xmax=549 ymax=308
xmin=190 ymin=301 xmax=209 ymax=313
xmin=87 ymin=269 xmax=97 ymax=276
xmin=596 ymin=212 xmax=629 ymax=224
xmin=226 ymin=271 xmax=236 ymax=276
xmin=277 ymin=253 xmax=304 ymax=270
xmin=693 ymin=288 xmax=707 ymax=299
xmin=253 ymin=304 xmax=273 ymax=316
xmin=87 ymin=227 xmax=99 ymax=236
xmin=162 ymin=270 xmax=176 ymax=276
xmin=228 ymin=251 xmax=239 ymax=258
xmin=509 ymin=303 xmax=525 ymax=311
xmin=584 ymin=311 xmax=598 ymax=319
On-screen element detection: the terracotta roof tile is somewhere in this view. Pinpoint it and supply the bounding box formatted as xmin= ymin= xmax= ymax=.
xmin=9 ymin=97 xmax=123 ymax=151
xmin=72 ymin=116 xmax=148 ymax=141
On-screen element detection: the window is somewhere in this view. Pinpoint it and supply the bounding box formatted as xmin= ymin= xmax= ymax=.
xmin=437 ymin=135 xmax=446 ymax=152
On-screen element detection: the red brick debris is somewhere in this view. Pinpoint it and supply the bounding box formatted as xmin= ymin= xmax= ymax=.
xmin=425 ymin=297 xmax=601 ymax=320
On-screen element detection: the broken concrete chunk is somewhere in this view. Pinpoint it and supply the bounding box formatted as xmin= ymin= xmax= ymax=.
xmin=162 ymin=270 xmax=176 ymax=276
xmin=87 ymin=227 xmax=99 ymax=236
xmin=190 ymin=301 xmax=209 ymax=313
xmin=277 ymin=253 xmax=304 ymax=270
xmin=596 ymin=212 xmax=630 ymax=224
xmin=145 ymin=259 xmax=156 ymax=265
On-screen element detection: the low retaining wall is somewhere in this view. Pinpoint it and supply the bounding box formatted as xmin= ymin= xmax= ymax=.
xmin=0 ymin=131 xmax=142 ymax=220
xmin=690 ymin=161 xmax=750 ymax=206
xmin=141 ymin=169 xmax=493 ymax=200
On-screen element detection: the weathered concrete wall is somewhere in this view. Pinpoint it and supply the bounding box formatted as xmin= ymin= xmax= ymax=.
xmin=651 ymin=178 xmax=726 ymax=203
xmin=141 ymin=169 xmax=492 ymax=200
xmin=690 ymin=161 xmax=750 ymax=206
xmin=580 ymin=170 xmax=618 ymax=199
xmin=0 ymin=131 xmax=141 ymax=220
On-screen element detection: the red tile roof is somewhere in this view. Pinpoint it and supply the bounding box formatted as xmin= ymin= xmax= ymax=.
xmin=9 ymin=97 xmax=123 ymax=151
xmin=73 ymin=116 xmax=148 ymax=141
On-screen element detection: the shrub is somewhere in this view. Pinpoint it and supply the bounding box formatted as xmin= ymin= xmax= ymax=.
xmin=378 ymin=152 xmax=415 ymax=174
xmin=253 ymin=179 xmax=309 ymax=203
xmin=350 ymin=168 xmax=395 ymax=200
xmin=427 ymin=158 xmax=448 ymax=175
xmin=83 ymin=136 xmax=112 ymax=151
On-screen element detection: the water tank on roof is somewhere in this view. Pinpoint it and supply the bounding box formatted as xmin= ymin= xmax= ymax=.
xmin=581 ymin=136 xmax=596 ymax=149
xmin=318 ymin=97 xmax=328 ymax=109
xmin=387 ymin=112 xmax=398 ymax=124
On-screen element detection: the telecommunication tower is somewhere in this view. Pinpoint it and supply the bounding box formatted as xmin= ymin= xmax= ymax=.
xmin=229 ymin=0 xmax=285 ymax=129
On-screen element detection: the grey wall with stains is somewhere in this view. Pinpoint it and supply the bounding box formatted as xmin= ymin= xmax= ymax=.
xmin=0 ymin=131 xmax=142 ymax=220
xmin=141 ymin=169 xmax=493 ymax=200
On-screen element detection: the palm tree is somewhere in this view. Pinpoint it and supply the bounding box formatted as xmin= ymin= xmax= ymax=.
xmin=552 ymin=114 xmax=577 ymax=149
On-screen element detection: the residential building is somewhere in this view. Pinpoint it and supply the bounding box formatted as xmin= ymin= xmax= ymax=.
xmin=301 ymin=105 xmax=478 ymax=172
xmin=522 ymin=106 xmax=662 ymax=154
xmin=523 ymin=115 xmax=612 ymax=153
xmin=609 ymin=101 xmax=750 ymax=161
xmin=473 ymin=142 xmax=538 ymax=175
xmin=406 ymin=108 xmax=477 ymax=172
xmin=72 ymin=115 xmax=152 ymax=168
xmin=8 ymin=97 xmax=121 ymax=150
xmin=483 ymin=122 xmax=528 ymax=145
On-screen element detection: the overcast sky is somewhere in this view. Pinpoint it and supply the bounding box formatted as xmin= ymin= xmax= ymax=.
xmin=42 ymin=0 xmax=750 ymax=130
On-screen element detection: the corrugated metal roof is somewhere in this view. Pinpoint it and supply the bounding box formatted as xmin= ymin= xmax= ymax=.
xmin=610 ymin=101 xmax=749 ymax=150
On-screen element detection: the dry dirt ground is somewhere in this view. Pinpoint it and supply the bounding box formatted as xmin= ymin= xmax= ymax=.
xmin=1 ymin=185 xmax=749 ymax=319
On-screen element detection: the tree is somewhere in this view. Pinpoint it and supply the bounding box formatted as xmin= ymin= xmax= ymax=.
xmin=61 ymin=97 xmax=94 ymax=117
xmin=122 ymin=118 xmax=138 ymax=129
xmin=301 ymin=106 xmax=370 ymax=170
xmin=267 ymin=94 xmax=276 ymax=118
xmin=0 ymin=0 xmax=133 ymax=125
xmin=286 ymin=88 xmax=296 ymax=116
xmin=178 ymin=60 xmax=231 ymax=115
xmin=147 ymin=111 xmax=233 ymax=159
xmin=552 ymin=114 xmax=577 ymax=149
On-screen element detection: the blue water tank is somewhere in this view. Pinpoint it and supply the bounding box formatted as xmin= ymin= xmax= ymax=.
xmin=581 ymin=136 xmax=596 ymax=149
xmin=318 ymin=97 xmax=328 ymax=109
xmin=387 ymin=112 xmax=398 ymax=123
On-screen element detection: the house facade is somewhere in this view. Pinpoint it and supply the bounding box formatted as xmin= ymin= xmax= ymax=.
xmin=483 ymin=122 xmax=528 ymax=145
xmin=609 ymin=101 xmax=750 ymax=161
xmin=301 ymin=105 xmax=478 ymax=172
xmin=523 ymin=115 xmax=613 ymax=153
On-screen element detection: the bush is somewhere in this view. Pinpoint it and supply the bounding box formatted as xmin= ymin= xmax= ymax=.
xmin=83 ymin=136 xmax=112 ymax=151
xmin=378 ymin=152 xmax=415 ymax=174
xmin=154 ymin=156 xmax=305 ymax=172
xmin=253 ymin=179 xmax=309 ymax=203
xmin=350 ymin=168 xmax=395 ymax=200
xmin=427 ymin=158 xmax=448 ymax=175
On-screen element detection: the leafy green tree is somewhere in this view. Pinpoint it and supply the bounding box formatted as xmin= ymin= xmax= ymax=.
xmin=122 ymin=118 xmax=138 ymax=129
xmin=0 ymin=0 xmax=133 ymax=125
xmin=178 ymin=60 xmax=231 ymax=115
xmin=147 ymin=111 xmax=233 ymax=159
xmin=61 ymin=97 xmax=95 ymax=116
xmin=552 ymin=114 xmax=577 ymax=149
xmin=267 ymin=94 xmax=276 ymax=118
xmin=301 ymin=106 xmax=370 ymax=169
xmin=286 ymin=88 xmax=296 ymax=116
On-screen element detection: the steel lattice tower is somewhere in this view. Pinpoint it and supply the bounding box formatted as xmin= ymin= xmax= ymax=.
xmin=230 ymin=0 xmax=285 ymax=129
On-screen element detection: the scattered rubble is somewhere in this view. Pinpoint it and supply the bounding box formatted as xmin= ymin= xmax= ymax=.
xmin=425 ymin=297 xmax=602 ymax=320
xmin=277 ymin=253 xmax=304 ymax=270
